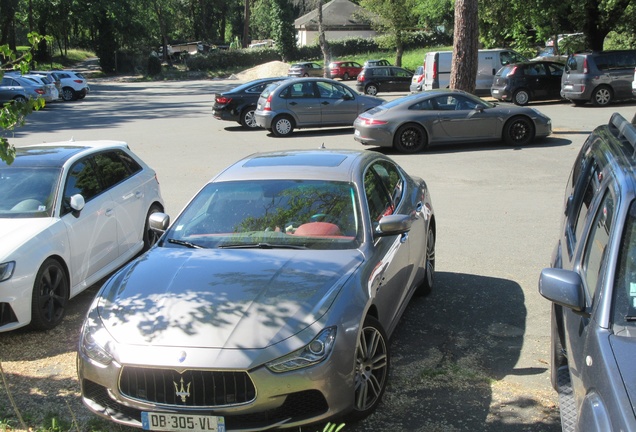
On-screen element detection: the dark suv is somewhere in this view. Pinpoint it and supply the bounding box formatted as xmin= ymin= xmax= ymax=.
xmin=539 ymin=113 xmax=636 ymax=431
xmin=355 ymin=66 xmax=413 ymax=96
xmin=561 ymin=50 xmax=636 ymax=106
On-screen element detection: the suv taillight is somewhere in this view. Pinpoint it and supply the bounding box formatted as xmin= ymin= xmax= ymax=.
xmin=264 ymin=95 xmax=272 ymax=111
xmin=583 ymin=58 xmax=588 ymax=74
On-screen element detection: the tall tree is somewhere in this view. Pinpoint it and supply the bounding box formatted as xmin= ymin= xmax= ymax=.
xmin=449 ymin=0 xmax=478 ymax=93
xmin=316 ymin=0 xmax=329 ymax=76
xmin=359 ymin=0 xmax=418 ymax=66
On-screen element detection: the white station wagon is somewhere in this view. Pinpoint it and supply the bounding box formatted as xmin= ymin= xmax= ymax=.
xmin=0 ymin=140 xmax=164 ymax=332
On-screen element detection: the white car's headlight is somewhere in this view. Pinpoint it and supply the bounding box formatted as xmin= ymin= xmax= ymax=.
xmin=266 ymin=327 xmax=337 ymax=373
xmin=0 ymin=261 xmax=15 ymax=282
xmin=80 ymin=312 xmax=114 ymax=365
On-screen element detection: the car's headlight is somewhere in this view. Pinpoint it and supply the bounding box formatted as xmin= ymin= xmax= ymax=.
xmin=0 ymin=261 xmax=15 ymax=282
xmin=79 ymin=312 xmax=114 ymax=365
xmin=266 ymin=327 xmax=337 ymax=373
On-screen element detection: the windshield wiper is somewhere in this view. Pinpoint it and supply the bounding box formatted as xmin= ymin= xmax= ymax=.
xmin=167 ymin=238 xmax=205 ymax=249
xmin=218 ymin=242 xmax=307 ymax=250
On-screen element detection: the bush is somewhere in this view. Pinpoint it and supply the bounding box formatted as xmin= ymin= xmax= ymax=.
xmin=147 ymin=55 xmax=162 ymax=76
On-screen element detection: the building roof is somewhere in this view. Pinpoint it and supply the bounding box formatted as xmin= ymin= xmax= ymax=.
xmin=294 ymin=0 xmax=373 ymax=29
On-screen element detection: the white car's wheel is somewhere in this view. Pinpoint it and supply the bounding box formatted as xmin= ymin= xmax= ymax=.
xmin=30 ymin=258 xmax=69 ymax=330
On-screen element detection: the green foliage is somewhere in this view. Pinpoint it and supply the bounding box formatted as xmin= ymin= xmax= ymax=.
xmin=147 ymin=55 xmax=163 ymax=76
xmin=1 ymin=33 xmax=48 ymax=165
xmin=321 ymin=422 xmax=346 ymax=432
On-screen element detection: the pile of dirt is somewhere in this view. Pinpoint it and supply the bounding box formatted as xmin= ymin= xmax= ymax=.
xmin=230 ymin=60 xmax=290 ymax=81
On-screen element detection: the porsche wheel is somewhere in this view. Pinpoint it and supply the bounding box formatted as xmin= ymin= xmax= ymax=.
xmin=503 ymin=116 xmax=535 ymax=146
xmin=394 ymin=123 xmax=427 ymax=153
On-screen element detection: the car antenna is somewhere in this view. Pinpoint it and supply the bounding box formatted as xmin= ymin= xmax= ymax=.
xmin=320 ymin=143 xmax=325 ymax=149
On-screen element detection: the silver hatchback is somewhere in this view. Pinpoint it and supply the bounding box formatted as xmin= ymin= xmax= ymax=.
xmin=254 ymin=78 xmax=384 ymax=137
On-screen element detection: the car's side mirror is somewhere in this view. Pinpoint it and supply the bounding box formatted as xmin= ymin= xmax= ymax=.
xmin=539 ymin=267 xmax=586 ymax=313
xmin=149 ymin=212 xmax=170 ymax=233
xmin=375 ymin=214 xmax=412 ymax=237
xmin=69 ymin=194 xmax=85 ymax=217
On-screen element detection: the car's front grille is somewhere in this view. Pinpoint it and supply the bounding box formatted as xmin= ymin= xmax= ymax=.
xmin=83 ymin=379 xmax=329 ymax=430
xmin=0 ymin=303 xmax=18 ymax=326
xmin=119 ymin=367 xmax=256 ymax=407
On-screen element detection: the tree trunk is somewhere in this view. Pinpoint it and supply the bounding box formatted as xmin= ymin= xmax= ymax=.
xmin=450 ymin=0 xmax=478 ymax=93
xmin=317 ymin=0 xmax=330 ymax=76
xmin=243 ymin=0 xmax=250 ymax=48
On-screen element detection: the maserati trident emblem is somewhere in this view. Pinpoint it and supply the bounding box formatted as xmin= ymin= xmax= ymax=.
xmin=174 ymin=377 xmax=191 ymax=403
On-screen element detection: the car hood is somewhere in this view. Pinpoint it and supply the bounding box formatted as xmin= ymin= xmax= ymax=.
xmin=97 ymin=247 xmax=364 ymax=349
xmin=609 ymin=334 xmax=636 ymax=416
xmin=0 ymin=218 xmax=54 ymax=257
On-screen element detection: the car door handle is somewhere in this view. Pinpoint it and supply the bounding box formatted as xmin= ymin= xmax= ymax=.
xmin=321 ymin=101 xmax=330 ymax=105
xmin=289 ymin=102 xmax=298 ymax=106
xmin=135 ymin=191 xmax=143 ymax=199
xmin=105 ymin=208 xmax=114 ymax=217
xmin=416 ymin=201 xmax=423 ymax=214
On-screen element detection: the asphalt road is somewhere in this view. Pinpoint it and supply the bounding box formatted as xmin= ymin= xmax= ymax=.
xmin=5 ymin=78 xmax=636 ymax=431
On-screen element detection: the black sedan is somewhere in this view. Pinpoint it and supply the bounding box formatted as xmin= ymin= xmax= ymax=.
xmin=490 ymin=61 xmax=564 ymax=105
xmin=355 ymin=66 xmax=413 ymax=96
xmin=212 ymin=77 xmax=288 ymax=129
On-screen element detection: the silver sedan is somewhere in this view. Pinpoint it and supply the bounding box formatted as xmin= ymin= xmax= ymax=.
xmin=77 ymin=149 xmax=435 ymax=431
xmin=353 ymin=89 xmax=552 ymax=153
xmin=255 ymin=77 xmax=384 ymax=137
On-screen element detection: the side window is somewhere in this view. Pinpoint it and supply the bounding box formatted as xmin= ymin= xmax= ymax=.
xmin=581 ymin=190 xmax=614 ymax=299
xmin=63 ymin=158 xmax=102 ymax=213
xmin=364 ymin=161 xmax=404 ymax=222
xmin=568 ymin=156 xmax=600 ymax=246
xmin=93 ymin=151 xmax=133 ymax=189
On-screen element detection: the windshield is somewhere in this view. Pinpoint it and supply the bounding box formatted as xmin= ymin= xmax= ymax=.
xmin=0 ymin=167 xmax=60 ymax=218
xmin=612 ymin=200 xmax=636 ymax=332
xmin=164 ymin=180 xmax=361 ymax=250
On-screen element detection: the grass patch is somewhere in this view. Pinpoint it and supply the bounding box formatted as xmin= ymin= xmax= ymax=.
xmin=340 ymin=45 xmax=453 ymax=71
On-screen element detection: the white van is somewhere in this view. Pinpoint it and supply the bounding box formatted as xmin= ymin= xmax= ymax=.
xmin=422 ymin=48 xmax=527 ymax=94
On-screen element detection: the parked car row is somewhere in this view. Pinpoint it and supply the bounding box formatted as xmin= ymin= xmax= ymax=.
xmin=0 ymin=69 xmax=89 ymax=105
xmin=213 ymin=76 xmax=553 ymax=154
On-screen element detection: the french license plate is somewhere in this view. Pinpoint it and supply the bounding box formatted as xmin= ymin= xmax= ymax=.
xmin=354 ymin=129 xmax=360 ymax=136
xmin=141 ymin=412 xmax=225 ymax=432
xmin=492 ymin=89 xmax=499 ymax=94
xmin=563 ymin=84 xmax=574 ymax=90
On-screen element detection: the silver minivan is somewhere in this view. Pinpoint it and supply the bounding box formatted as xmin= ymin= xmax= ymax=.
xmin=561 ymin=50 xmax=636 ymax=106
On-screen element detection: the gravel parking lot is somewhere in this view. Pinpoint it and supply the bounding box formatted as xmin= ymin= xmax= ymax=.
xmin=1 ymin=71 xmax=635 ymax=432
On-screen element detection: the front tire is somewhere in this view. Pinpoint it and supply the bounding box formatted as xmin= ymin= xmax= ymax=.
xmin=240 ymin=107 xmax=259 ymax=129
xmin=347 ymin=316 xmax=390 ymax=422
xmin=503 ymin=116 xmax=535 ymax=146
xmin=550 ymin=305 xmax=567 ymax=391
xmin=513 ymin=89 xmax=530 ymax=105
xmin=591 ymin=86 xmax=612 ymax=106
xmin=365 ymin=84 xmax=379 ymax=96
xmin=271 ymin=115 xmax=294 ymax=137
xmin=416 ymin=223 xmax=435 ymax=296
xmin=394 ymin=123 xmax=427 ymax=153
xmin=30 ymin=259 xmax=69 ymax=330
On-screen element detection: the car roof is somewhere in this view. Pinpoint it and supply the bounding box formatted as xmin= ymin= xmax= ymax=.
xmin=212 ymin=149 xmax=382 ymax=183
xmin=6 ymin=140 xmax=129 ymax=168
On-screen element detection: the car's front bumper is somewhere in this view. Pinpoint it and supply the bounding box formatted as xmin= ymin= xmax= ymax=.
xmin=78 ymin=332 xmax=358 ymax=431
